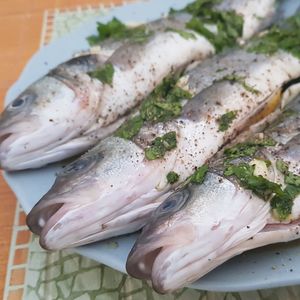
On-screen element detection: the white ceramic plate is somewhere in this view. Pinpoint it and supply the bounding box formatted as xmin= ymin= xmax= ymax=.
xmin=3 ymin=0 xmax=300 ymax=292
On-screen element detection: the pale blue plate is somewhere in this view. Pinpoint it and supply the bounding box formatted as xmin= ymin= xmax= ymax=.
xmin=3 ymin=0 xmax=300 ymax=292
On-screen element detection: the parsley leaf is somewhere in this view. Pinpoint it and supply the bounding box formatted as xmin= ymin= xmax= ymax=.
xmin=224 ymin=139 xmax=276 ymax=160
xmin=167 ymin=171 xmax=180 ymax=184
xmin=248 ymin=14 xmax=300 ymax=59
xmin=115 ymin=116 xmax=143 ymax=140
xmin=189 ymin=164 xmax=209 ymax=184
xmin=88 ymin=63 xmax=114 ymax=85
xmin=145 ymin=131 xmax=177 ymax=160
xmin=218 ymin=111 xmax=237 ymax=132
xmin=87 ymin=17 xmax=152 ymax=45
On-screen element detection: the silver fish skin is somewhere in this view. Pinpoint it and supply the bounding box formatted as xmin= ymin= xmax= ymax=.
xmin=126 ymin=98 xmax=300 ymax=293
xmin=26 ymin=43 xmax=300 ymax=250
xmin=0 ymin=0 xmax=277 ymax=170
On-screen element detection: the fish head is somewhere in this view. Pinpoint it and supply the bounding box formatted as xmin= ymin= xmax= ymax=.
xmin=126 ymin=173 xmax=269 ymax=293
xmin=0 ymin=73 xmax=101 ymax=170
xmin=26 ymin=136 xmax=164 ymax=250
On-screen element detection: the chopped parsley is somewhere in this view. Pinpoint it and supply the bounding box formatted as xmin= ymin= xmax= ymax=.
xmin=87 ymin=17 xmax=152 ymax=45
xmin=186 ymin=11 xmax=243 ymax=53
xmin=271 ymin=159 xmax=300 ymax=220
xmin=88 ymin=63 xmax=114 ymax=85
xmin=116 ymin=75 xmax=192 ymax=140
xmin=224 ymin=138 xmax=276 ymax=160
xmin=276 ymin=160 xmax=300 ymax=187
xmin=140 ymin=77 xmax=192 ymax=123
xmin=188 ymin=164 xmax=209 ymax=184
xmin=167 ymin=171 xmax=180 ymax=184
xmin=170 ymin=0 xmax=244 ymax=52
xmin=224 ymin=160 xmax=300 ymax=220
xmin=222 ymin=74 xmax=260 ymax=95
xmin=145 ymin=131 xmax=177 ymax=160
xmin=218 ymin=111 xmax=237 ymax=132
xmin=166 ymin=28 xmax=197 ymax=40
xmin=115 ymin=116 xmax=143 ymax=140
xmin=248 ymin=14 xmax=300 ymax=59
xmin=224 ymin=163 xmax=283 ymax=200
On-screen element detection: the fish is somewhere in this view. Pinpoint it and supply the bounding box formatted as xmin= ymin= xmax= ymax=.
xmin=0 ymin=0 xmax=277 ymax=170
xmin=26 ymin=14 xmax=300 ymax=250
xmin=126 ymin=96 xmax=300 ymax=294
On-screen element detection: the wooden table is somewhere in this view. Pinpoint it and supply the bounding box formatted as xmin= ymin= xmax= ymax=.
xmin=0 ymin=1 xmax=124 ymax=297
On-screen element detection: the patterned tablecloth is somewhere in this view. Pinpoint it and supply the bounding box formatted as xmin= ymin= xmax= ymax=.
xmin=1 ymin=1 xmax=300 ymax=299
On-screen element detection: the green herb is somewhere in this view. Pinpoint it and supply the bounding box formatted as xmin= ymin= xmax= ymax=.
xmin=276 ymin=159 xmax=300 ymax=187
xmin=87 ymin=17 xmax=152 ymax=45
xmin=171 ymin=0 xmax=243 ymax=52
xmin=218 ymin=111 xmax=237 ymax=132
xmin=224 ymin=163 xmax=283 ymax=200
xmin=248 ymin=14 xmax=300 ymax=59
xmin=140 ymin=96 xmax=183 ymax=123
xmin=276 ymin=160 xmax=289 ymax=174
xmin=87 ymin=18 xmax=126 ymax=45
xmin=115 ymin=116 xmax=143 ymax=140
xmin=166 ymin=28 xmax=197 ymax=40
xmin=114 ymin=75 xmax=191 ymax=141
xmin=88 ymin=63 xmax=114 ymax=85
xmin=186 ymin=11 xmax=243 ymax=53
xmin=189 ymin=164 xmax=209 ymax=184
xmin=224 ymin=138 xmax=276 ymax=160
xmin=167 ymin=171 xmax=180 ymax=184
xmin=145 ymin=131 xmax=177 ymax=160
xmin=222 ymin=74 xmax=260 ymax=94
xmin=179 ymin=0 xmax=221 ymax=15
xmin=285 ymin=173 xmax=300 ymax=187
xmin=225 ymin=161 xmax=300 ymax=220
xmin=270 ymin=194 xmax=294 ymax=220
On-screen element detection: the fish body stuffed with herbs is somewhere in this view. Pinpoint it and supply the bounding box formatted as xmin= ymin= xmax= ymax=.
xmin=26 ymin=14 xmax=300 ymax=250
xmin=126 ymin=96 xmax=300 ymax=293
xmin=0 ymin=0 xmax=277 ymax=170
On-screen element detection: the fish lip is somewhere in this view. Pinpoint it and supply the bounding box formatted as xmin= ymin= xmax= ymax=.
xmin=126 ymin=238 xmax=176 ymax=294
xmin=127 ymin=246 xmax=162 ymax=275
xmin=0 ymin=119 xmax=40 ymax=169
xmin=26 ymin=201 xmax=65 ymax=236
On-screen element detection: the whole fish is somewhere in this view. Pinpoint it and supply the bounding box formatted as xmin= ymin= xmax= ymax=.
xmin=26 ymin=14 xmax=300 ymax=250
xmin=126 ymin=97 xmax=300 ymax=293
xmin=0 ymin=0 xmax=277 ymax=170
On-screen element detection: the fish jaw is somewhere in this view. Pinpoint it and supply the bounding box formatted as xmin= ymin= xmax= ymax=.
xmin=0 ymin=70 xmax=103 ymax=170
xmin=126 ymin=173 xmax=270 ymax=293
xmin=26 ymin=137 xmax=169 ymax=250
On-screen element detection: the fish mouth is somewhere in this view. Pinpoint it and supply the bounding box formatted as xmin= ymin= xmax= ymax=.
xmin=28 ymin=198 xmax=162 ymax=250
xmin=126 ymin=224 xmax=197 ymax=293
xmin=0 ymin=117 xmax=53 ymax=170
xmin=127 ymin=219 xmax=300 ymax=294
xmin=27 ymin=184 xmax=168 ymax=250
xmin=0 ymin=121 xmax=91 ymax=170
xmin=0 ymin=121 xmax=34 ymax=169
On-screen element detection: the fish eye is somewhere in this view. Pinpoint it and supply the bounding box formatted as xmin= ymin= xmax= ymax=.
xmin=161 ymin=198 xmax=177 ymax=211
xmin=8 ymin=94 xmax=36 ymax=110
xmin=59 ymin=152 xmax=103 ymax=176
xmin=10 ymin=98 xmax=25 ymax=108
xmin=156 ymin=189 xmax=190 ymax=215
xmin=61 ymin=159 xmax=91 ymax=176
